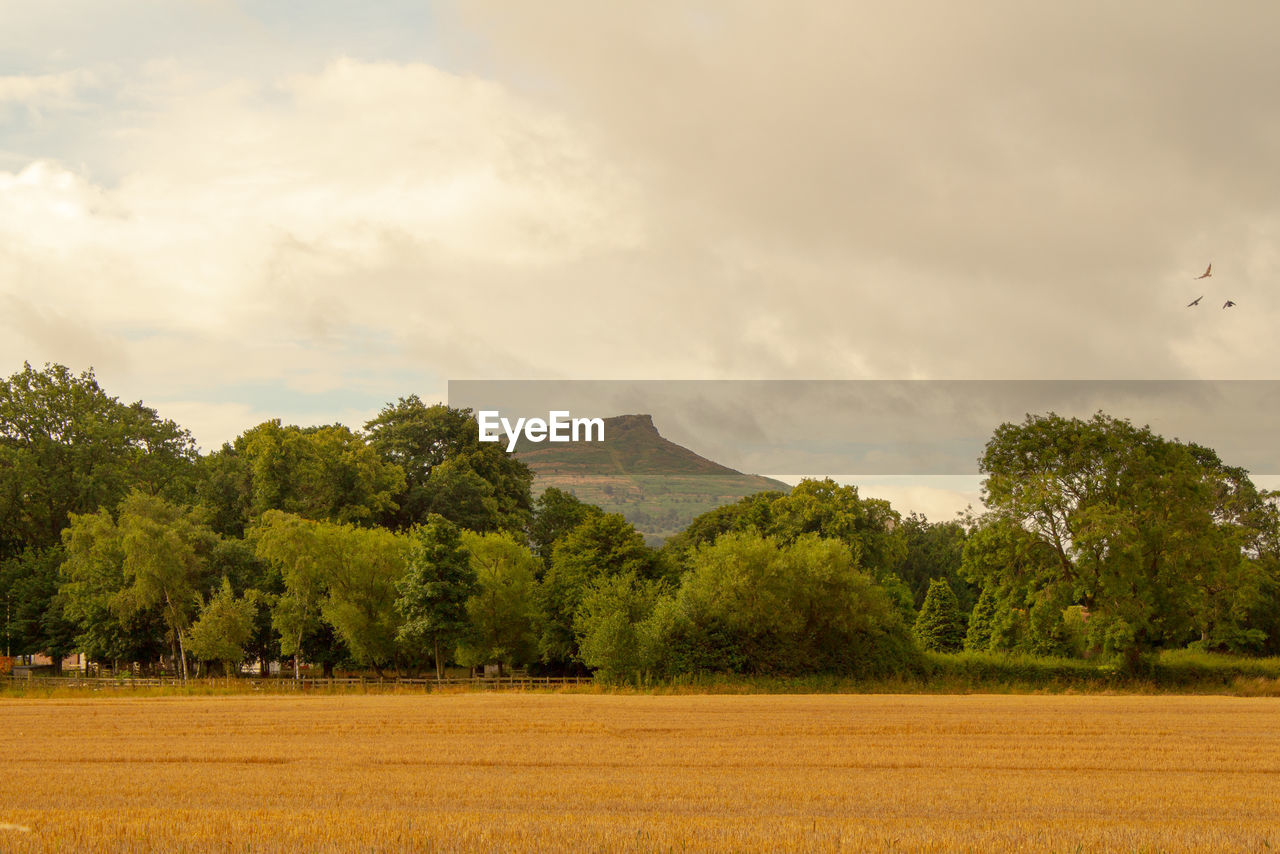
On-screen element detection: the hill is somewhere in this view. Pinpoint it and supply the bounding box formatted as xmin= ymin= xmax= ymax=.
xmin=515 ymin=414 xmax=790 ymax=544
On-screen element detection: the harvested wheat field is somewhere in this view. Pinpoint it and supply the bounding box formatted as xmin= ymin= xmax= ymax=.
xmin=1 ymin=693 xmax=1278 ymax=852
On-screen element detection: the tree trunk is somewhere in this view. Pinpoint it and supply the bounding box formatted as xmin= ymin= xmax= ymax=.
xmin=434 ymin=636 xmax=442 ymax=681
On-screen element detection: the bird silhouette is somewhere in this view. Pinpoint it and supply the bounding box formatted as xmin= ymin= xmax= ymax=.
xmin=1223 ymin=300 xmax=1236 ymax=309
xmin=1196 ymin=263 xmax=1213 ymax=279
xmin=1187 ymin=296 xmax=1203 ymax=307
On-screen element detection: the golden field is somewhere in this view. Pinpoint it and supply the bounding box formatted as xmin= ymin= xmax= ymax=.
xmin=1 ymin=692 xmax=1278 ymax=852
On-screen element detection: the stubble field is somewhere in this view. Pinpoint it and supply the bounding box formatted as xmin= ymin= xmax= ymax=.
xmin=1 ymin=692 xmax=1278 ymax=852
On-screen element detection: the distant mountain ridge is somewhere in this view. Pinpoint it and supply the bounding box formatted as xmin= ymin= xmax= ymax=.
xmin=515 ymin=413 xmax=790 ymax=544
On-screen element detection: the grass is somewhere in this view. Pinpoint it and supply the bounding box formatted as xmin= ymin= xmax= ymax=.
xmin=1 ymin=693 xmax=1278 ymax=851
xmin=7 ymin=649 xmax=1280 ymax=699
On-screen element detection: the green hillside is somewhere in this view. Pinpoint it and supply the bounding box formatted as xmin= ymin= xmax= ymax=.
xmin=515 ymin=414 xmax=790 ymax=544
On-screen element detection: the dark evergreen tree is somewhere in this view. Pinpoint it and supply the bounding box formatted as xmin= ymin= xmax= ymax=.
xmin=395 ymin=515 xmax=476 ymax=679
xmin=964 ymin=585 xmax=997 ymax=652
xmin=913 ymin=579 xmax=965 ymax=652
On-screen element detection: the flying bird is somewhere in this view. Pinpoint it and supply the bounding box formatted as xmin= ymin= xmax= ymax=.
xmin=1187 ymin=296 xmax=1203 ymax=307
xmin=1196 ymin=263 xmax=1213 ymax=279
xmin=1223 ymin=300 xmax=1236 ymax=309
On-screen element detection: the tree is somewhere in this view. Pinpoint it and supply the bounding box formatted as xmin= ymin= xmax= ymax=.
xmin=255 ymin=511 xmax=331 ymax=679
xmin=527 ymin=487 xmax=602 ymax=569
xmin=1 ymin=363 xmax=197 ymax=664
xmin=0 ymin=363 xmax=198 ymax=557
xmin=659 ymin=491 xmax=782 ymax=573
xmin=964 ymin=586 xmax=998 ymax=652
xmin=979 ymin=411 xmax=1271 ymax=665
xmin=364 ymin=397 xmax=533 ymax=533
xmin=207 ymin=536 xmax=280 ymax=676
xmin=574 ymin=571 xmax=663 ymax=682
xmin=913 ymin=579 xmax=965 ymax=652
xmin=113 ymin=492 xmax=212 ymax=679
xmin=660 ymin=480 xmax=915 ymax=620
xmin=648 ymin=531 xmax=919 ymax=678
xmin=897 ymin=513 xmax=973 ymax=613
xmin=455 ymin=531 xmax=543 ymax=674
xmin=61 ymin=493 xmax=213 ymax=679
xmin=184 ymin=577 xmax=258 ymax=676
xmin=60 ymin=509 xmax=166 ymax=669
xmin=539 ymin=513 xmax=657 ymax=667
xmin=395 ymin=516 xmax=475 ymax=679
xmin=0 ymin=546 xmax=78 ymax=670
xmin=255 ymin=511 xmax=406 ymax=676
xmin=201 ymin=420 xmax=405 ymax=536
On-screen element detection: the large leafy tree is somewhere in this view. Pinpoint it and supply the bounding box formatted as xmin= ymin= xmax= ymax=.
xmin=574 ymin=571 xmax=664 ymax=682
xmin=659 ymin=480 xmax=913 ymax=618
xmin=648 ymin=532 xmax=918 ymax=678
xmin=61 ymin=492 xmax=213 ymax=678
xmin=113 ymin=492 xmax=212 ymax=679
xmin=364 ymin=397 xmax=533 ymax=534
xmin=658 ymin=491 xmax=782 ymax=572
xmin=199 ymin=420 xmax=404 ymax=537
xmin=395 ymin=516 xmax=476 ymax=679
xmin=0 ymin=363 xmax=197 ymax=664
xmin=978 ymin=411 xmax=1271 ymax=664
xmin=0 ymin=546 xmax=78 ymax=669
xmin=456 ymin=531 xmax=543 ymax=674
xmin=0 ymin=363 xmax=198 ymax=556
xmin=255 ymin=511 xmax=405 ymax=676
xmin=59 ymin=509 xmax=167 ymax=668
xmin=538 ymin=513 xmax=657 ymax=667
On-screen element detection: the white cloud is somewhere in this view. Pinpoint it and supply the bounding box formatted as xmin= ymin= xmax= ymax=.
xmin=0 ymin=69 xmax=99 ymax=105
xmin=7 ymin=4 xmax=1280 ymax=454
xmin=0 ymin=58 xmax=648 ymax=443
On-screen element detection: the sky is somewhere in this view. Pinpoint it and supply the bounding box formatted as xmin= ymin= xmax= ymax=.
xmin=4 ymin=2 xmax=1279 ymax=520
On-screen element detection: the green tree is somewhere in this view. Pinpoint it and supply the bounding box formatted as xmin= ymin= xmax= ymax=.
xmin=364 ymin=397 xmax=533 ymax=533
xmin=649 ymin=531 xmax=919 ymax=678
xmin=185 ymin=577 xmax=258 ymax=676
xmin=255 ymin=510 xmax=406 ymax=676
xmin=527 ymin=487 xmax=602 ymax=568
xmin=539 ymin=513 xmax=657 ymax=667
xmin=396 ymin=516 xmax=475 ymax=679
xmin=203 ymin=420 xmax=404 ymax=536
xmin=456 ymin=531 xmax=542 ymax=675
xmin=60 ymin=509 xmax=165 ymax=669
xmin=913 ymin=579 xmax=965 ymax=652
xmin=574 ymin=571 xmax=663 ymax=682
xmin=964 ymin=585 xmax=998 ymax=652
xmin=658 ymin=491 xmax=782 ymax=573
xmin=897 ymin=513 xmax=973 ymax=613
xmin=65 ymin=493 xmax=216 ymax=679
xmin=255 ymin=511 xmax=330 ymax=679
xmin=979 ymin=411 xmax=1270 ymax=665
xmin=1 ymin=363 xmax=197 ymax=664
xmin=0 ymin=363 xmax=197 ymax=556
xmin=207 ymin=536 xmax=280 ymax=676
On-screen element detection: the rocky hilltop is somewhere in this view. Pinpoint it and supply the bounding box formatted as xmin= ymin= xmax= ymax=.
xmin=515 ymin=414 xmax=790 ymax=544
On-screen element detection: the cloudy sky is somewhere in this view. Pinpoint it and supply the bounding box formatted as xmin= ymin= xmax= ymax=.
xmin=4 ymin=2 xmax=1278 ymax=516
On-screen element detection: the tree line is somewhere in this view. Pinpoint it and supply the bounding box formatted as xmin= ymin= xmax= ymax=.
xmin=4 ymin=363 xmax=1279 ymax=681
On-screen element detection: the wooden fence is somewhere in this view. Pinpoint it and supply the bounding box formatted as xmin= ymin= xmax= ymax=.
xmin=0 ymin=674 xmax=594 ymax=691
